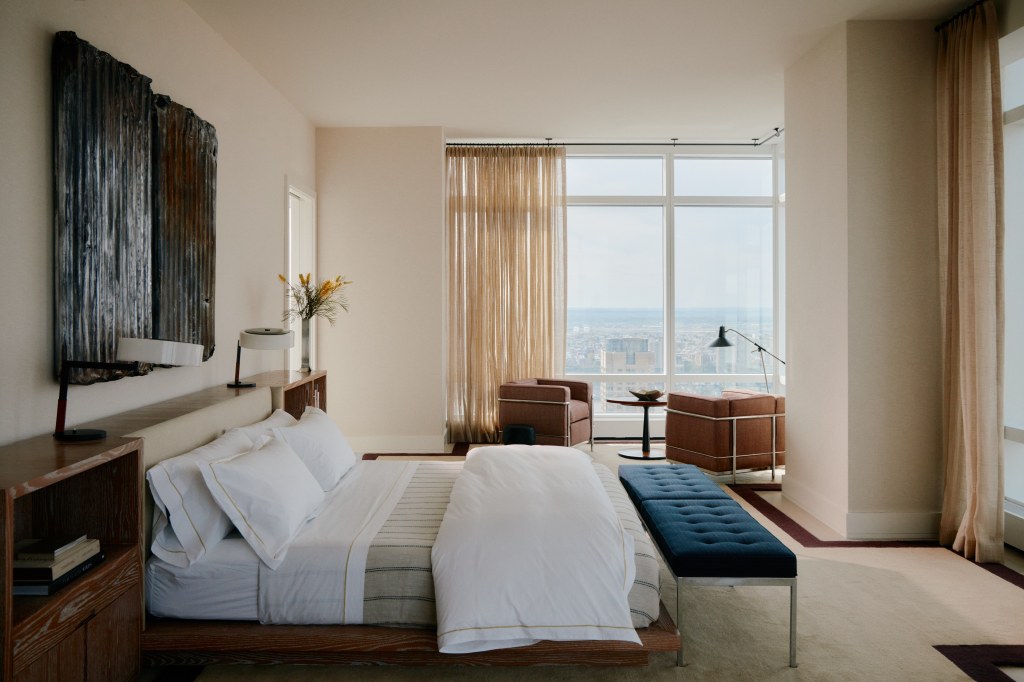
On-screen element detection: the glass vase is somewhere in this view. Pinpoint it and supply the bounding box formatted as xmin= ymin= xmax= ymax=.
xmin=301 ymin=317 xmax=311 ymax=372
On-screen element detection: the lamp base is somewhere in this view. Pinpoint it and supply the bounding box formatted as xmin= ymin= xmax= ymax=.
xmin=227 ymin=382 xmax=256 ymax=389
xmin=54 ymin=428 xmax=107 ymax=442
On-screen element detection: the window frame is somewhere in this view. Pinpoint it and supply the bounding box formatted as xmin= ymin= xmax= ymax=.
xmin=564 ymin=145 xmax=783 ymax=434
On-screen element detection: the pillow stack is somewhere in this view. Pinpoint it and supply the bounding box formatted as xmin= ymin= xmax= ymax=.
xmin=146 ymin=407 xmax=358 ymax=570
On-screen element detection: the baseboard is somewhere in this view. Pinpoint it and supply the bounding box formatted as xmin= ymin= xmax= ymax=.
xmin=780 ymin=475 xmax=848 ymax=537
xmin=845 ymin=510 xmax=940 ymax=541
xmin=782 ymin=474 xmax=941 ymax=541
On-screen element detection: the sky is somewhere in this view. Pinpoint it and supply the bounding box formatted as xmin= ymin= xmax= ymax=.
xmin=565 ymin=156 xmax=774 ymax=310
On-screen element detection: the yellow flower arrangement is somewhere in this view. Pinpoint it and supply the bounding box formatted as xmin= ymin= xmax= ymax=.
xmin=278 ymin=273 xmax=352 ymax=324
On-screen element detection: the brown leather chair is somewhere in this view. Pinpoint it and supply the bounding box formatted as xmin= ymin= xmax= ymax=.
xmin=665 ymin=389 xmax=785 ymax=480
xmin=498 ymin=379 xmax=592 ymax=447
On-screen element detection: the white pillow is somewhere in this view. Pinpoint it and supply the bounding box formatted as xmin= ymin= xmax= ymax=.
xmin=197 ymin=436 xmax=325 ymax=569
xmin=227 ymin=408 xmax=297 ymax=442
xmin=147 ymin=429 xmax=255 ymax=567
xmin=272 ymin=406 xmax=357 ymax=491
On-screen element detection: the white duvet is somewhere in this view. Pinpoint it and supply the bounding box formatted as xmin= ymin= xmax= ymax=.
xmin=431 ymin=445 xmax=640 ymax=653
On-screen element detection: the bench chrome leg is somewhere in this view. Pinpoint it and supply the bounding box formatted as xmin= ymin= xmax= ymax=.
xmin=789 ymin=581 xmax=798 ymax=667
xmin=676 ymin=576 xmax=685 ymax=666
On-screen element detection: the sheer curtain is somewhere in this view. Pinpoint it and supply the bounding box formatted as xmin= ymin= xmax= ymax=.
xmin=936 ymin=0 xmax=1005 ymax=563
xmin=446 ymin=146 xmax=567 ymax=444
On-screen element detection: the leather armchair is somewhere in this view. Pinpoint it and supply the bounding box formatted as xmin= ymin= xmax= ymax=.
xmin=498 ymin=379 xmax=592 ymax=447
xmin=665 ymin=389 xmax=785 ymax=480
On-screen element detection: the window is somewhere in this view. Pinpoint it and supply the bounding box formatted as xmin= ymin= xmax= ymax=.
xmin=565 ymin=149 xmax=781 ymax=430
xmin=1000 ymin=28 xmax=1024 ymax=547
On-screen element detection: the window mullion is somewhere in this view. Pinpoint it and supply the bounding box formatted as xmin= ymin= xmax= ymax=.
xmin=664 ymin=151 xmax=675 ymax=395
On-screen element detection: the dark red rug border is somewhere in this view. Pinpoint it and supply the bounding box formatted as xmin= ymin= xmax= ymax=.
xmin=934 ymin=645 xmax=1024 ymax=682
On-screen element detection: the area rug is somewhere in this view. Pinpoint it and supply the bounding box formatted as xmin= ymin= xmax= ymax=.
xmin=726 ymin=484 xmax=1024 ymax=682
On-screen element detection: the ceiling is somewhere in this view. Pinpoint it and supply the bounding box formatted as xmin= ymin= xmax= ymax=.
xmin=183 ymin=0 xmax=965 ymax=142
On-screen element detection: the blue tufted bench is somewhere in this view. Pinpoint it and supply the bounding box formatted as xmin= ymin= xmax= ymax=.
xmin=619 ymin=464 xmax=797 ymax=668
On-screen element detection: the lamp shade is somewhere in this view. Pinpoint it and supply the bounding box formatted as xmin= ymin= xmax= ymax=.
xmin=116 ymin=337 xmax=204 ymax=366
xmin=228 ymin=328 xmax=295 ymax=388
xmin=239 ymin=328 xmax=294 ymax=350
xmin=709 ymin=326 xmax=734 ymax=348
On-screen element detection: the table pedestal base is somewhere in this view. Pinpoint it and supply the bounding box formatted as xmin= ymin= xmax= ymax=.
xmin=618 ymin=448 xmax=666 ymax=460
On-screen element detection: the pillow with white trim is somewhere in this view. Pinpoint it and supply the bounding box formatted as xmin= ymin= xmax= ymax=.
xmin=197 ymin=435 xmax=325 ymax=569
xmin=227 ymin=408 xmax=298 ymax=441
xmin=147 ymin=429 xmax=255 ymax=568
xmin=272 ymin=406 xmax=357 ymax=491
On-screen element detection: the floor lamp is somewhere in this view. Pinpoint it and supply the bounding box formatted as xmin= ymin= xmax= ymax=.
xmin=54 ymin=338 xmax=204 ymax=442
xmin=228 ymin=328 xmax=295 ymax=388
xmin=709 ymin=326 xmax=786 ymax=393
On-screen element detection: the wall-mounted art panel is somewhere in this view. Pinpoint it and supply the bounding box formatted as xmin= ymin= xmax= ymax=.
xmin=153 ymin=96 xmax=217 ymax=360
xmin=52 ymin=31 xmax=154 ymax=384
xmin=52 ymin=31 xmax=217 ymax=383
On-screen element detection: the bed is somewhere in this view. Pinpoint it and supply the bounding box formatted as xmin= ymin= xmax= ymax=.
xmin=135 ymin=387 xmax=679 ymax=666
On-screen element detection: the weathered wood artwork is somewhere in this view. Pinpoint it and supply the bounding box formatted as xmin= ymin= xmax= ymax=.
xmin=152 ymin=96 xmax=217 ymax=360
xmin=52 ymin=32 xmax=217 ymax=382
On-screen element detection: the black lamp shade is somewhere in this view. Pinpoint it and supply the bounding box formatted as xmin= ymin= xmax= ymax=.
xmin=709 ymin=326 xmax=734 ymax=348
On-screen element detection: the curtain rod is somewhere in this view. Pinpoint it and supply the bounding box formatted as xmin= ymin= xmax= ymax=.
xmin=935 ymin=0 xmax=986 ymax=32
xmin=447 ymin=127 xmax=784 ymax=148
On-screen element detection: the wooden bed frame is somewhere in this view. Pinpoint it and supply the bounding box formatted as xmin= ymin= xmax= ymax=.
xmin=118 ymin=382 xmax=679 ymax=667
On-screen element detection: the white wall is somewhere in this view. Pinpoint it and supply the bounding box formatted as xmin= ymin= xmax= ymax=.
xmin=783 ymin=26 xmax=851 ymax=535
xmin=845 ymin=21 xmax=941 ymax=537
xmin=784 ymin=21 xmax=942 ymax=539
xmin=315 ymin=127 xmax=446 ymax=453
xmin=0 ymin=0 xmax=315 ymax=445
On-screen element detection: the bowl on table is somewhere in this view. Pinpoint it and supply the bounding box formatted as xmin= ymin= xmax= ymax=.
xmin=629 ymin=389 xmax=664 ymax=401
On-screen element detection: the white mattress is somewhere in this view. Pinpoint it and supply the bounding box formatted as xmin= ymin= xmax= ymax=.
xmin=147 ymin=534 xmax=259 ymax=620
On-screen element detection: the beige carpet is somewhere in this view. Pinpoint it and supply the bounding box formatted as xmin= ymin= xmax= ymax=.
xmin=180 ymin=444 xmax=1024 ymax=681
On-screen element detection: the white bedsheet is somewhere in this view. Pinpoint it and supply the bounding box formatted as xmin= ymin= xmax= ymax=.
xmin=258 ymin=460 xmax=418 ymax=624
xmin=147 ymin=535 xmax=258 ymax=620
xmin=431 ymin=445 xmax=640 ymax=653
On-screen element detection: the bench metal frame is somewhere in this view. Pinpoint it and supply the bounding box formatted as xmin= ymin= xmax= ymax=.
xmin=665 ymin=408 xmax=781 ymax=484
xmin=642 ymin=517 xmax=798 ymax=668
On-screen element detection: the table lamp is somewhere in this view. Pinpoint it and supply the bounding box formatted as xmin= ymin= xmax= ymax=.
xmin=54 ymin=338 xmax=204 ymax=442
xmin=228 ymin=328 xmax=295 ymax=388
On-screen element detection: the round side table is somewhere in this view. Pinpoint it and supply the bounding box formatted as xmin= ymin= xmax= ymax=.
xmin=606 ymin=398 xmax=667 ymax=460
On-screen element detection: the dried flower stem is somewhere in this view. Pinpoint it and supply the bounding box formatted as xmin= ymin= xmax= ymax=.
xmin=279 ymin=273 xmax=352 ymax=324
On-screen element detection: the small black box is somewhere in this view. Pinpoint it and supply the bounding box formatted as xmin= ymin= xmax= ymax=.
xmin=502 ymin=424 xmax=536 ymax=446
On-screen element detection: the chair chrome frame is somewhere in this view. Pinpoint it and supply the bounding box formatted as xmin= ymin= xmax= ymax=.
xmin=665 ymin=408 xmax=780 ymax=484
xmin=497 ymin=397 xmax=594 ymax=449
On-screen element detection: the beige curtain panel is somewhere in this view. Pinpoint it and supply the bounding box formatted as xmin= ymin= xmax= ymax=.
xmin=936 ymin=0 xmax=1005 ymax=563
xmin=446 ymin=146 xmax=567 ymax=444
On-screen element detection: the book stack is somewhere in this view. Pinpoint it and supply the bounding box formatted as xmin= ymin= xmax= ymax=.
xmin=12 ymin=535 xmax=104 ymax=596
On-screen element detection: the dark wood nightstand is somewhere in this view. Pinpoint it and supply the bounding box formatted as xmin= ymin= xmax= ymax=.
xmin=0 ymin=435 xmax=143 ymax=681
